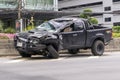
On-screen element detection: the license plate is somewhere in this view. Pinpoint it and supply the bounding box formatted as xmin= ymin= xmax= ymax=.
xmin=17 ymin=42 xmax=22 ymax=47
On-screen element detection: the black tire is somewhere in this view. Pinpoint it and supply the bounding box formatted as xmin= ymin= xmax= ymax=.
xmin=47 ymin=45 xmax=59 ymax=59
xmin=19 ymin=51 xmax=32 ymax=58
xmin=68 ymin=49 xmax=79 ymax=54
xmin=91 ymin=40 xmax=104 ymax=56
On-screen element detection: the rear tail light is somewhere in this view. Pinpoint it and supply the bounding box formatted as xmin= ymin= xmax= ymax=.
xmin=106 ymin=30 xmax=113 ymax=39
xmin=111 ymin=30 xmax=113 ymax=39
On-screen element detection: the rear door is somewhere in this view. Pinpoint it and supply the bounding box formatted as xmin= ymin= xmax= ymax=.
xmin=60 ymin=20 xmax=86 ymax=49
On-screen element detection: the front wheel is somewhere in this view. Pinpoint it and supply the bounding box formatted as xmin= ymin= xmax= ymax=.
xmin=47 ymin=45 xmax=59 ymax=59
xmin=91 ymin=40 xmax=104 ymax=56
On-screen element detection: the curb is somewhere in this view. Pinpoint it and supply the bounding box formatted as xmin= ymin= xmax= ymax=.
xmin=0 ymin=38 xmax=120 ymax=56
xmin=0 ymin=49 xmax=120 ymax=57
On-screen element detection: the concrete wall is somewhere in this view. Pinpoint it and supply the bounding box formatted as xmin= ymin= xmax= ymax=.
xmin=0 ymin=40 xmax=18 ymax=56
xmin=0 ymin=38 xmax=120 ymax=56
xmin=113 ymin=2 xmax=120 ymax=11
xmin=113 ymin=14 xmax=120 ymax=23
xmin=105 ymin=38 xmax=120 ymax=51
xmin=94 ymin=15 xmax=103 ymax=24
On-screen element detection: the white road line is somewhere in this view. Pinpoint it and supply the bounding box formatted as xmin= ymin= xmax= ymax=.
xmin=4 ymin=59 xmax=25 ymax=63
xmin=0 ymin=57 xmax=66 ymax=64
xmin=38 ymin=58 xmax=66 ymax=62
xmin=50 ymin=58 xmax=65 ymax=61
xmin=0 ymin=56 xmax=101 ymax=64
xmin=88 ymin=56 xmax=100 ymax=59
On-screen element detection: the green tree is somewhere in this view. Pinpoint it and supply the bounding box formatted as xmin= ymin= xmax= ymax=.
xmin=89 ymin=17 xmax=98 ymax=24
xmin=80 ymin=8 xmax=98 ymax=24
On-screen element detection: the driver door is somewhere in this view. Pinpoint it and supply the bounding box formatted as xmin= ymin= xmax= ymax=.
xmin=60 ymin=21 xmax=86 ymax=49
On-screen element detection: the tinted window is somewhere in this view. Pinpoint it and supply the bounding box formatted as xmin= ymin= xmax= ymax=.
xmin=104 ymin=6 xmax=111 ymax=11
xmin=24 ymin=0 xmax=54 ymax=10
xmin=73 ymin=22 xmax=84 ymax=31
xmin=114 ymin=22 xmax=120 ymax=26
xmin=113 ymin=0 xmax=120 ymax=2
xmin=0 ymin=0 xmax=17 ymax=9
xmin=105 ymin=17 xmax=111 ymax=22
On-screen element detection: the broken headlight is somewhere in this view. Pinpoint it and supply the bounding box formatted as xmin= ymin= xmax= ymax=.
xmin=29 ymin=38 xmax=39 ymax=44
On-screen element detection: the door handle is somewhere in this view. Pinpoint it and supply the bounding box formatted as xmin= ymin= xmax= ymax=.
xmin=73 ymin=34 xmax=78 ymax=36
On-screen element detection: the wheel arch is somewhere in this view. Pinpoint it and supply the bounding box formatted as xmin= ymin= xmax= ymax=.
xmin=91 ymin=37 xmax=105 ymax=47
xmin=45 ymin=39 xmax=60 ymax=51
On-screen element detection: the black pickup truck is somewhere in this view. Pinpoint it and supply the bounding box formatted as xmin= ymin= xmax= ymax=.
xmin=14 ymin=17 xmax=112 ymax=58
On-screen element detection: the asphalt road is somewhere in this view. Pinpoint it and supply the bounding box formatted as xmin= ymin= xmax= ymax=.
xmin=0 ymin=51 xmax=120 ymax=80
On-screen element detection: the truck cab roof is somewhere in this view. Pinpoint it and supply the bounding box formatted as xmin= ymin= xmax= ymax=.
xmin=51 ymin=17 xmax=88 ymax=22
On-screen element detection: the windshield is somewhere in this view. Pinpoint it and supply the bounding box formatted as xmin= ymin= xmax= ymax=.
xmin=36 ymin=22 xmax=56 ymax=32
xmin=35 ymin=20 xmax=73 ymax=32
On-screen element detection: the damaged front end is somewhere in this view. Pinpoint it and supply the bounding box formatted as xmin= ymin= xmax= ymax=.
xmin=14 ymin=34 xmax=47 ymax=54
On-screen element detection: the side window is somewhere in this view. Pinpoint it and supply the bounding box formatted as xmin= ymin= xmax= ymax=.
xmin=85 ymin=21 xmax=93 ymax=30
xmin=62 ymin=26 xmax=72 ymax=32
xmin=73 ymin=22 xmax=84 ymax=31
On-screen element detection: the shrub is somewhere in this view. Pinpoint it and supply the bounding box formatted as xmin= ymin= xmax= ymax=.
xmin=89 ymin=17 xmax=98 ymax=24
xmin=112 ymin=33 xmax=120 ymax=38
xmin=80 ymin=8 xmax=98 ymax=24
xmin=0 ymin=33 xmax=15 ymax=39
xmin=25 ymin=25 xmax=35 ymax=31
xmin=0 ymin=33 xmax=9 ymax=39
xmin=80 ymin=8 xmax=92 ymax=19
xmin=112 ymin=26 xmax=120 ymax=33
xmin=4 ymin=27 xmax=16 ymax=33
xmin=0 ymin=35 xmax=9 ymax=39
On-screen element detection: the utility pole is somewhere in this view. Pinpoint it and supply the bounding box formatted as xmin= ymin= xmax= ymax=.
xmin=54 ymin=0 xmax=58 ymax=11
xmin=16 ymin=0 xmax=23 ymax=32
xmin=18 ymin=0 xmax=22 ymax=19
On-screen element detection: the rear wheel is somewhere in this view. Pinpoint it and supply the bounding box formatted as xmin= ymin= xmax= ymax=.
xmin=47 ymin=45 xmax=59 ymax=59
xmin=19 ymin=51 xmax=32 ymax=58
xmin=68 ymin=49 xmax=79 ymax=54
xmin=91 ymin=40 xmax=104 ymax=56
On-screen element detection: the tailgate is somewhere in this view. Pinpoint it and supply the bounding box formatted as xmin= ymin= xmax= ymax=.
xmin=104 ymin=28 xmax=112 ymax=44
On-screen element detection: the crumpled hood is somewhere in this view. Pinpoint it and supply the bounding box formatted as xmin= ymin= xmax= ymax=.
xmin=17 ymin=29 xmax=51 ymax=39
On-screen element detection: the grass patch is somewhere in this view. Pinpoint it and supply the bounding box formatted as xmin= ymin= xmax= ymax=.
xmin=113 ymin=33 xmax=120 ymax=38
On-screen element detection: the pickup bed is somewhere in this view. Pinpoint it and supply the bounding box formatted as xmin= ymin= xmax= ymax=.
xmin=14 ymin=17 xmax=112 ymax=58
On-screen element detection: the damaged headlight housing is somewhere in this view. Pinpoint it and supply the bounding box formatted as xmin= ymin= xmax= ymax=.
xmin=29 ymin=38 xmax=39 ymax=44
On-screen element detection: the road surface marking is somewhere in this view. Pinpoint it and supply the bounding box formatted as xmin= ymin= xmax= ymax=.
xmin=4 ymin=59 xmax=25 ymax=63
xmin=0 ymin=56 xmax=101 ymax=64
xmin=51 ymin=58 xmax=65 ymax=61
xmin=88 ymin=56 xmax=100 ymax=59
xmin=39 ymin=58 xmax=66 ymax=62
